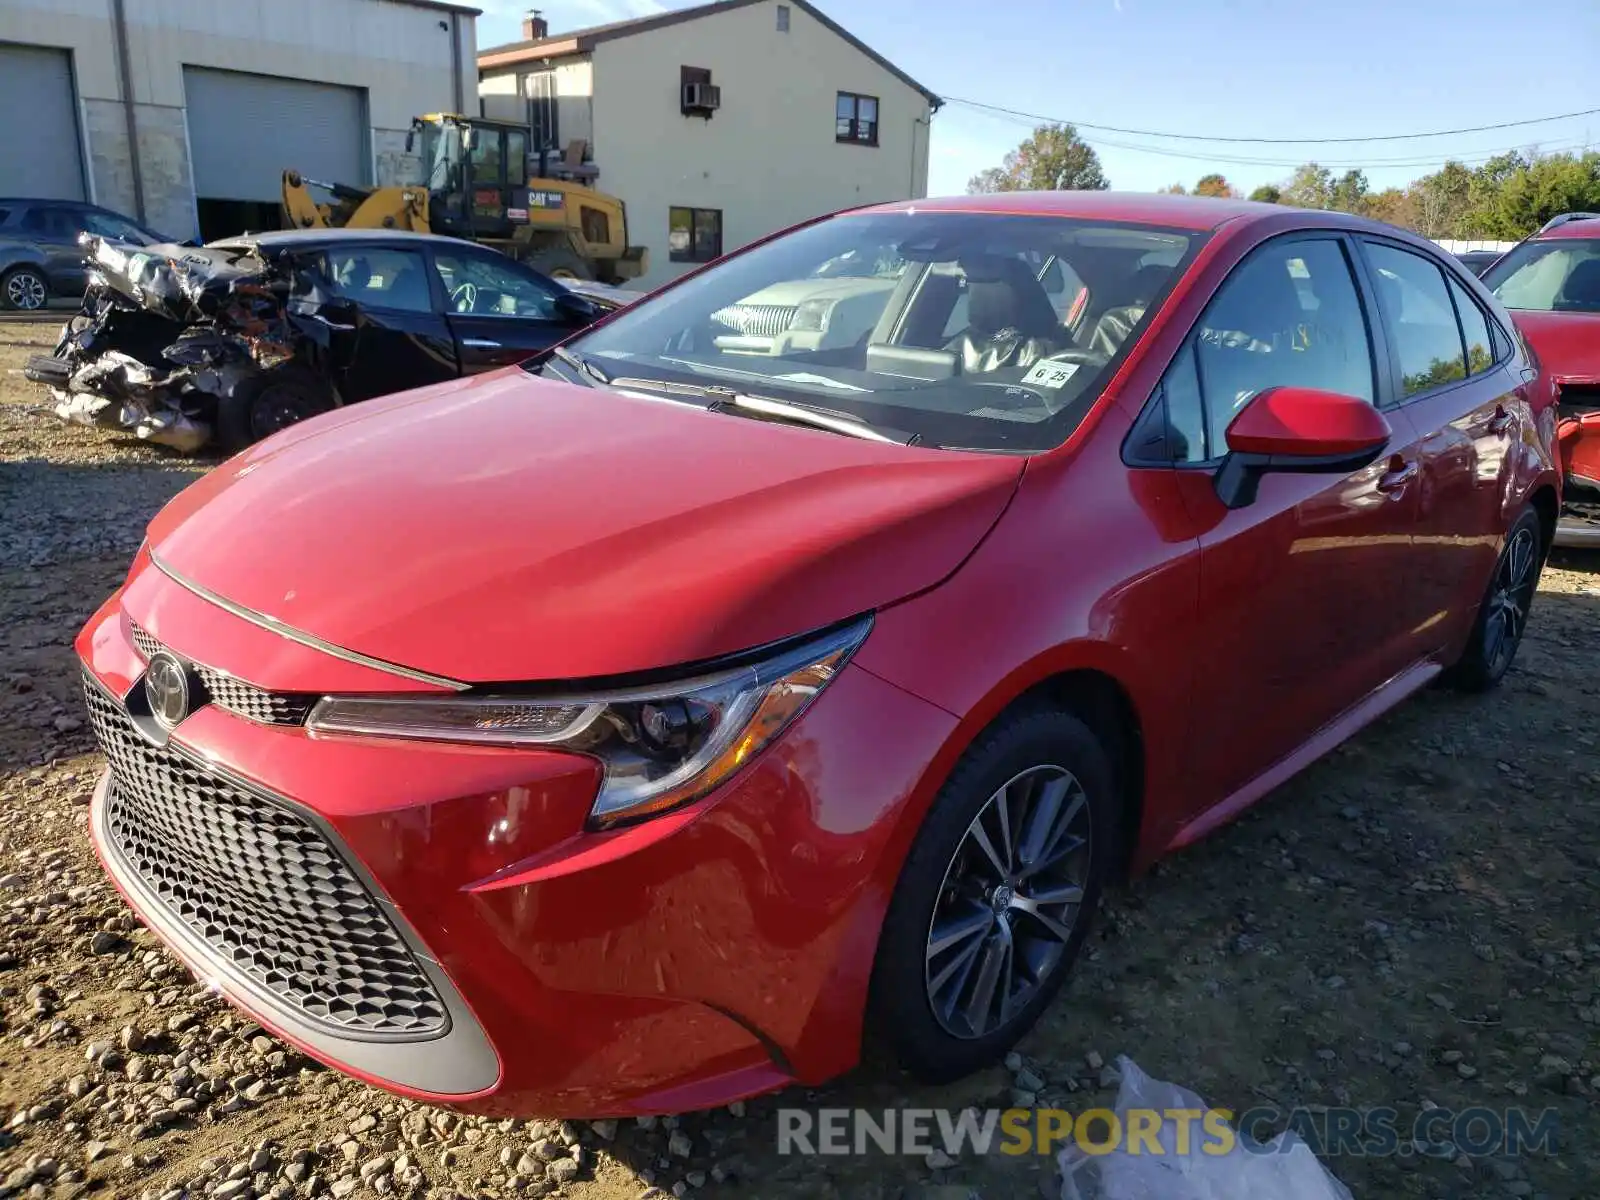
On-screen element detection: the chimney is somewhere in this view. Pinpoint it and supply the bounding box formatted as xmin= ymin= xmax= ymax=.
xmin=522 ymin=9 xmax=548 ymax=40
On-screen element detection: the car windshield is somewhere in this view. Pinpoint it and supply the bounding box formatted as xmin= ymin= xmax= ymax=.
xmin=1481 ymin=238 xmax=1600 ymax=312
xmin=557 ymin=211 xmax=1201 ymax=451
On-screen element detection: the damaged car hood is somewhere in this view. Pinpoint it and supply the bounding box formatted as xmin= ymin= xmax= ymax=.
xmin=144 ymin=369 xmax=1024 ymax=684
xmin=83 ymin=237 xmax=278 ymax=323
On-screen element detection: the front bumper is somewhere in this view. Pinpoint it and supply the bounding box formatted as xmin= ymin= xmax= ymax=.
xmin=77 ymin=573 xmax=957 ymax=1116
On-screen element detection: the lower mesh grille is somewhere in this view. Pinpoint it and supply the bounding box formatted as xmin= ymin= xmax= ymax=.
xmin=86 ymin=679 xmax=448 ymax=1040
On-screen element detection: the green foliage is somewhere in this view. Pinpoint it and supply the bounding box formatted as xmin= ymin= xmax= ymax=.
xmin=1247 ymin=184 xmax=1282 ymax=204
xmin=1281 ymin=163 xmax=1334 ymax=209
xmin=1329 ymin=170 xmax=1369 ymax=214
xmin=967 ymin=124 xmax=1110 ymax=193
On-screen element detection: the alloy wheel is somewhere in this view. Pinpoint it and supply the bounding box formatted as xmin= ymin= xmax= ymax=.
xmin=1483 ymin=525 xmax=1537 ymax=675
xmin=924 ymin=764 xmax=1093 ymax=1039
xmin=6 ymin=271 xmax=47 ymax=311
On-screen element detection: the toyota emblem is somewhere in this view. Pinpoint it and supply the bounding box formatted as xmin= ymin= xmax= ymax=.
xmin=144 ymin=652 xmax=192 ymax=730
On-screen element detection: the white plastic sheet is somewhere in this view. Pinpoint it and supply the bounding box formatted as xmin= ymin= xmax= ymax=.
xmin=1059 ymin=1057 xmax=1354 ymax=1200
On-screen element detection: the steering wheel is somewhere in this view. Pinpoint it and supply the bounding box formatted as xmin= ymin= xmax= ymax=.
xmin=450 ymin=281 xmax=478 ymax=312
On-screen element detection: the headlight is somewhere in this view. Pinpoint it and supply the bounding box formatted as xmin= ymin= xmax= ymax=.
xmin=306 ymin=616 xmax=871 ymax=827
xmin=789 ymin=297 xmax=832 ymax=333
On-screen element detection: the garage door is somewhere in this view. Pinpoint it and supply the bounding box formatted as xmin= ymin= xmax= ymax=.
xmin=0 ymin=44 xmax=85 ymax=199
xmin=184 ymin=67 xmax=367 ymax=203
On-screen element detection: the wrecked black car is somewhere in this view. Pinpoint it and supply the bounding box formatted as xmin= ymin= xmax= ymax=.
xmin=26 ymin=228 xmax=611 ymax=452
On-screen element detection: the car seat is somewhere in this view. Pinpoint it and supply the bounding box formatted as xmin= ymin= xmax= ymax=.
xmin=944 ymin=254 xmax=1068 ymax=373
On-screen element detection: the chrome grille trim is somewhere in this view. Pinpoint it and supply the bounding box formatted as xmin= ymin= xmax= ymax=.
xmin=711 ymin=302 xmax=798 ymax=339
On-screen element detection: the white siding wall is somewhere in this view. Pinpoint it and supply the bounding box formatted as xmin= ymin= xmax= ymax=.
xmin=587 ymin=0 xmax=931 ymax=286
xmin=0 ymin=0 xmax=474 ymax=235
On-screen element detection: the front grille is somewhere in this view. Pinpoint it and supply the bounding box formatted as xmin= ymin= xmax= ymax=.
xmin=128 ymin=622 xmax=315 ymax=726
xmin=711 ymin=302 xmax=798 ymax=339
xmin=86 ymin=680 xmax=449 ymax=1040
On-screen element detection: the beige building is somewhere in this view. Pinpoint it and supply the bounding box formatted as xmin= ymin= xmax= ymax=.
xmin=478 ymin=0 xmax=940 ymax=287
xmin=0 ymin=0 xmax=478 ymax=240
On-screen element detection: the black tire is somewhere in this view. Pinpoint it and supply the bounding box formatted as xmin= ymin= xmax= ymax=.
xmin=2 ymin=266 xmax=49 ymax=312
xmin=524 ymin=246 xmax=593 ymax=282
xmin=1441 ymin=505 xmax=1544 ymax=693
xmin=868 ymin=706 xmax=1118 ymax=1083
xmin=215 ymin=370 xmax=335 ymax=452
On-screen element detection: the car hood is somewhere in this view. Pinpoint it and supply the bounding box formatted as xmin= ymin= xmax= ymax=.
xmin=1509 ymin=309 xmax=1600 ymax=381
xmin=145 ymin=370 xmax=1024 ymax=684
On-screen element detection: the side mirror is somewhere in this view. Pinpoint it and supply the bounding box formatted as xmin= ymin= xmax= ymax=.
xmin=554 ymin=291 xmax=599 ymax=324
xmin=1214 ymin=386 xmax=1391 ymax=510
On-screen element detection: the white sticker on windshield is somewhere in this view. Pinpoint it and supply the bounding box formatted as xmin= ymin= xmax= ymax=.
xmin=1021 ymin=359 xmax=1081 ymax=390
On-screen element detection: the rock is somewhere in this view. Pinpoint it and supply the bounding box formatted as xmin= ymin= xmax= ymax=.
xmin=547 ymin=1157 xmax=580 ymax=1184
xmin=515 ymin=1152 xmax=544 ymax=1177
xmin=348 ymin=1114 xmax=377 ymax=1136
xmin=330 ymin=1178 xmax=360 ymax=1198
xmin=1003 ymin=1052 xmax=1023 ymax=1072
xmin=1011 ymin=1090 xmax=1038 ymax=1108
xmin=1456 ymin=1063 xmax=1478 ymax=1079
xmin=213 ymin=1182 xmax=252 ymax=1200
xmin=1440 ymin=1050 xmax=1464 ymax=1064
xmin=684 ymin=1171 xmax=707 ymax=1188
xmin=1016 ymin=1067 xmax=1046 ymax=1092
xmin=84 ymin=1142 xmax=112 ymax=1163
xmin=89 ymin=930 xmax=121 ymax=954
xmin=53 ymin=715 xmax=82 ymax=732
xmin=1098 ymin=1064 xmax=1122 ymax=1089
xmin=1427 ymin=992 xmax=1455 ymax=1012
xmin=668 ymin=1131 xmax=694 ymax=1158
xmin=924 ymin=1149 xmax=956 ymax=1169
xmin=1084 ymin=1051 xmax=1104 ymax=1071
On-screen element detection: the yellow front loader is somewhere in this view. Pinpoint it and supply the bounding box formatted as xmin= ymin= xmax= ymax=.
xmin=281 ymin=114 xmax=647 ymax=284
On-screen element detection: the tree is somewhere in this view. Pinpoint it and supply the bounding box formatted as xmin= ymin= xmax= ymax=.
xmin=1412 ymin=160 xmax=1474 ymax=238
xmin=966 ymin=123 xmax=1109 ymax=194
xmin=1281 ymin=163 xmax=1334 ymax=209
xmin=1477 ymin=152 xmax=1600 ymax=238
xmin=1329 ymin=169 xmax=1369 ymax=214
xmin=1247 ymin=184 xmax=1282 ymax=204
xmin=1364 ymin=188 xmax=1415 ymax=229
xmin=1193 ymin=173 xmax=1237 ymax=199
xmin=1158 ymin=182 xmax=1188 ymax=194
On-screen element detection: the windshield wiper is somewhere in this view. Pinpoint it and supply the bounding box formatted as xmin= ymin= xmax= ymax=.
xmin=712 ymin=392 xmax=919 ymax=445
xmin=580 ymin=371 xmax=920 ymax=445
xmin=547 ymin=345 xmax=610 ymax=386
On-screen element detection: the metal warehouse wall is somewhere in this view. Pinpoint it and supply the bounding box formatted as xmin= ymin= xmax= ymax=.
xmin=0 ymin=0 xmax=477 ymax=238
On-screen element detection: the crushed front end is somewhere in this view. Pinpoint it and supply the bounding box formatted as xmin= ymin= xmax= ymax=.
xmin=23 ymin=235 xmax=332 ymax=453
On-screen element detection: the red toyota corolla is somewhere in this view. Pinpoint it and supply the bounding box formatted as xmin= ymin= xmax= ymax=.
xmin=77 ymin=193 xmax=1561 ymax=1117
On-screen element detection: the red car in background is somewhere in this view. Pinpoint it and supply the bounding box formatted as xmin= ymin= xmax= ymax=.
xmin=77 ymin=193 xmax=1560 ymax=1117
xmin=1480 ymin=212 xmax=1600 ymax=547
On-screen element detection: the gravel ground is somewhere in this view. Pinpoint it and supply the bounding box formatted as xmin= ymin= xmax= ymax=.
xmin=2 ymin=316 xmax=1598 ymax=1200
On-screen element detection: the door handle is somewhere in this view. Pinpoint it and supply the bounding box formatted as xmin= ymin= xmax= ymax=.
xmin=1376 ymin=458 xmax=1419 ymax=495
xmin=461 ymin=338 xmax=502 ymax=349
xmin=1488 ymin=405 xmax=1514 ymax=436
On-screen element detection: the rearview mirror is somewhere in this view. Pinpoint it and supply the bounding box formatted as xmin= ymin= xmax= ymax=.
xmin=1214 ymin=386 xmax=1391 ymax=510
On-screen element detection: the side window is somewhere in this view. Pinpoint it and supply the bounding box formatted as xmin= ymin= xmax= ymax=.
xmin=323 ymin=247 xmax=434 ymax=313
xmin=1190 ymin=238 xmax=1375 ymax=455
xmin=21 ymin=206 xmax=78 ymax=239
xmin=1446 ymin=275 xmax=1494 ymax=376
xmin=433 ymin=249 xmax=559 ymax=319
xmin=83 ymin=210 xmax=154 ymax=246
xmin=1363 ymin=242 xmax=1466 ymax=397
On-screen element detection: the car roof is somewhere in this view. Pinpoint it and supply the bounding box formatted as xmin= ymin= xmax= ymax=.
xmin=853 ymin=190 xmax=1352 ymax=233
xmin=0 ymin=198 xmax=99 ymax=209
xmin=1534 ymin=216 xmax=1600 ymax=241
xmin=218 ymin=228 xmax=475 ymax=250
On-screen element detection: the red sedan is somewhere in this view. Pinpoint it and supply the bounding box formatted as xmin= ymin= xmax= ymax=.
xmin=1478 ymin=212 xmax=1600 ymax=547
xmin=77 ymin=193 xmax=1561 ymax=1117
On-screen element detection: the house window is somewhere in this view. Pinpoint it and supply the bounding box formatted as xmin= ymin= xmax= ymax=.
xmin=669 ymin=206 xmax=722 ymax=263
xmin=836 ymin=92 xmax=879 ymax=146
xmin=776 ymin=4 xmax=790 ymax=30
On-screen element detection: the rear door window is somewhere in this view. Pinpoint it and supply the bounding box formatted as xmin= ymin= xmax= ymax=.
xmin=21 ymin=206 xmax=79 ymax=240
xmin=1362 ymin=242 xmax=1467 ymax=397
xmin=323 ymin=247 xmax=435 ymax=313
xmin=1446 ymin=275 xmax=1495 ymax=376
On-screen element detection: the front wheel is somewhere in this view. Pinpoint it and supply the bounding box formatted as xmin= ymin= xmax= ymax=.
xmin=868 ymin=707 xmax=1118 ymax=1083
xmin=215 ymin=370 xmax=335 ymax=452
xmin=2 ymin=266 xmax=49 ymax=311
xmin=1442 ymin=506 xmax=1544 ymax=692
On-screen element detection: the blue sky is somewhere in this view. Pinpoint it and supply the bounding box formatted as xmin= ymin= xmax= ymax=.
xmin=475 ymin=0 xmax=1600 ymax=197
